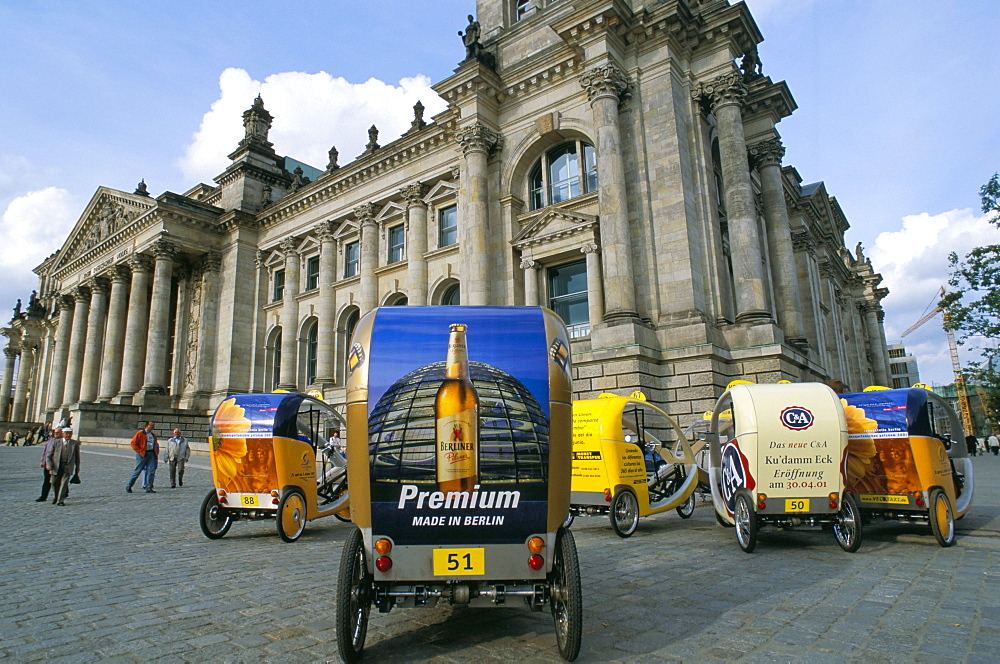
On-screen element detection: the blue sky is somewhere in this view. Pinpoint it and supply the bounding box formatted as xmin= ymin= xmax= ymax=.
xmin=2 ymin=0 xmax=998 ymax=386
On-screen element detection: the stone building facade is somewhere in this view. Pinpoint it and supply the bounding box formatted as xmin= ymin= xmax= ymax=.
xmin=1 ymin=0 xmax=891 ymax=440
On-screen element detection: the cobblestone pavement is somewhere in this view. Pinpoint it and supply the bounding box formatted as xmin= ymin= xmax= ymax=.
xmin=1 ymin=445 xmax=999 ymax=663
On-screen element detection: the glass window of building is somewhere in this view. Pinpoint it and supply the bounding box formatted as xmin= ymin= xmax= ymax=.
xmin=306 ymin=323 xmax=317 ymax=384
xmin=388 ymin=225 xmax=405 ymax=264
xmin=305 ymin=256 xmax=320 ymax=291
xmin=529 ymin=141 xmax=598 ymax=210
xmin=442 ymin=284 xmax=460 ymax=306
xmin=516 ymin=0 xmax=532 ymax=20
xmin=548 ymin=260 xmax=589 ymax=338
xmin=439 ymin=205 xmax=458 ymax=247
xmin=272 ymin=269 xmax=285 ymax=302
xmin=344 ymin=241 xmax=359 ymax=278
xmin=272 ymin=329 xmax=282 ymax=389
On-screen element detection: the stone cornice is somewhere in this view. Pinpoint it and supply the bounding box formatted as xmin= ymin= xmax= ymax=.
xmin=432 ymin=60 xmax=505 ymax=108
xmin=744 ymin=77 xmax=797 ymax=122
xmin=500 ymin=54 xmax=581 ymax=102
xmin=551 ymin=0 xmax=634 ymax=50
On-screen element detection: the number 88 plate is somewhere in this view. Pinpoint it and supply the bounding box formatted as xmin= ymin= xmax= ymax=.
xmin=432 ymin=548 xmax=485 ymax=576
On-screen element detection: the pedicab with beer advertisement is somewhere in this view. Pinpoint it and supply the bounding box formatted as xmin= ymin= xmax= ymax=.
xmin=839 ymin=386 xmax=973 ymax=546
xmin=199 ymin=392 xmax=349 ymax=542
xmin=335 ymin=306 xmax=581 ymax=662
xmin=569 ymin=392 xmax=699 ymax=537
xmin=706 ymin=382 xmax=862 ymax=553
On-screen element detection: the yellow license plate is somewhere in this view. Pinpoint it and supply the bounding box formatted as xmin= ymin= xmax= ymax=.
xmin=240 ymin=494 xmax=259 ymax=507
xmin=432 ymin=548 xmax=485 ymax=576
xmin=784 ymin=498 xmax=809 ymax=512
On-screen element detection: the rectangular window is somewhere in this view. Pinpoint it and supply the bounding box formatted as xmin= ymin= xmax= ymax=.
xmin=388 ymin=225 xmax=405 ymax=264
xmin=272 ymin=269 xmax=285 ymax=302
xmin=548 ymin=260 xmax=589 ymax=338
xmin=306 ymin=256 xmax=320 ymax=290
xmin=344 ymin=241 xmax=360 ymax=278
xmin=439 ymin=205 xmax=458 ymax=247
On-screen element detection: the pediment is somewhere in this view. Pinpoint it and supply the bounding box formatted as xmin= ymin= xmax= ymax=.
xmin=334 ymin=220 xmax=359 ymax=242
xmin=57 ymin=187 xmax=156 ymax=268
xmin=375 ymin=201 xmax=405 ymax=224
xmin=425 ymin=180 xmax=458 ymax=202
xmin=511 ymin=208 xmax=598 ymax=249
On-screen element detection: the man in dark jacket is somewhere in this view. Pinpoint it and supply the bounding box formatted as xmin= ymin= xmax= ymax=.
xmin=46 ymin=427 xmax=80 ymax=506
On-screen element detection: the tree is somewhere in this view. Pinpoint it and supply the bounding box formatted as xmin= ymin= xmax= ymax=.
xmin=942 ymin=172 xmax=1000 ymax=428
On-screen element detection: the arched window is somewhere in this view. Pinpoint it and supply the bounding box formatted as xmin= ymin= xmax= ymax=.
xmin=386 ymin=294 xmax=408 ymax=306
xmin=529 ymin=140 xmax=597 ymax=210
xmin=516 ymin=0 xmax=532 ymax=20
xmin=271 ymin=329 xmax=282 ymax=390
xmin=345 ymin=310 xmax=359 ymax=360
xmin=306 ymin=323 xmax=318 ymax=385
xmin=442 ymin=284 xmax=460 ymax=306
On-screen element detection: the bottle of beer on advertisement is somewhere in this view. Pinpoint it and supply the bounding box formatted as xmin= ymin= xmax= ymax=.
xmin=435 ymin=323 xmax=479 ymax=492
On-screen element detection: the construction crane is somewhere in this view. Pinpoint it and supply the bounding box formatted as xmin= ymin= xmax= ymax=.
xmin=900 ymin=286 xmax=976 ymax=435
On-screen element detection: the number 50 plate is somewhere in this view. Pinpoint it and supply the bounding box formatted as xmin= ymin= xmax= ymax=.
xmin=432 ymin=548 xmax=485 ymax=576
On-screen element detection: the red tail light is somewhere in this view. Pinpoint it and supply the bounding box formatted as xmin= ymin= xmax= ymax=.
xmin=528 ymin=555 xmax=544 ymax=571
xmin=375 ymin=556 xmax=392 ymax=572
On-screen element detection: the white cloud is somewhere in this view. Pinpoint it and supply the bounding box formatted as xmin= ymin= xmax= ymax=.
xmin=0 ymin=187 xmax=78 ymax=312
xmin=869 ymin=208 xmax=1000 ymax=385
xmin=178 ymin=68 xmax=448 ymax=184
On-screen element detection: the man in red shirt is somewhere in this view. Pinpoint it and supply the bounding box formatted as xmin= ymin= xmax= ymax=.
xmin=126 ymin=421 xmax=159 ymax=493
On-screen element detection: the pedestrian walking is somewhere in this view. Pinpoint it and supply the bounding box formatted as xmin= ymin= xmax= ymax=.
xmin=45 ymin=427 xmax=80 ymax=506
xmin=126 ymin=421 xmax=159 ymax=493
xmin=966 ymin=434 xmax=979 ymax=457
xmin=35 ymin=427 xmax=62 ymax=502
xmin=989 ymin=433 xmax=1000 ymax=456
xmin=4 ymin=429 xmax=12 ymax=446
xmin=165 ymin=429 xmax=191 ymax=488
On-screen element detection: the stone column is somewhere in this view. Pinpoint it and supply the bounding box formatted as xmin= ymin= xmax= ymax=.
xmin=1 ymin=347 xmax=17 ymax=419
xmin=863 ymin=304 xmax=890 ymax=386
xmin=581 ymin=243 xmax=605 ymax=329
xmin=11 ymin=344 xmax=36 ymax=422
xmin=195 ymin=253 xmax=222 ymax=396
xmin=455 ymin=124 xmax=500 ymax=306
xmin=401 ymin=183 xmax=430 ymax=305
xmin=98 ymin=265 xmax=131 ymax=402
xmin=277 ymin=238 xmax=301 ymax=391
xmin=695 ymin=72 xmax=770 ymax=323
xmin=356 ymin=203 xmax=379 ymax=314
xmin=520 ymin=259 xmax=540 ymax=306
xmin=118 ymin=254 xmax=153 ymax=401
xmin=315 ymin=222 xmax=337 ymax=386
xmin=44 ymin=295 xmax=75 ymax=417
xmin=749 ymin=139 xmax=806 ymax=344
xmin=169 ymin=265 xmax=191 ymax=398
xmin=79 ymin=277 xmax=110 ymax=403
xmin=580 ymin=63 xmax=638 ymax=322
xmin=62 ymin=286 xmax=92 ymax=406
xmin=141 ymin=240 xmax=178 ymax=394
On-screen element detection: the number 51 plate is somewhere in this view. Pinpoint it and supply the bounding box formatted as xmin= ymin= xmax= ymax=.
xmin=432 ymin=548 xmax=485 ymax=576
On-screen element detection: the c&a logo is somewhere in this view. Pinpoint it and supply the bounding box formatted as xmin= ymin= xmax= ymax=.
xmin=720 ymin=441 xmax=754 ymax=514
xmin=780 ymin=405 xmax=814 ymax=431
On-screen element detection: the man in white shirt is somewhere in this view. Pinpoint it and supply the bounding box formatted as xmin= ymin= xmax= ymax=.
xmin=165 ymin=429 xmax=191 ymax=488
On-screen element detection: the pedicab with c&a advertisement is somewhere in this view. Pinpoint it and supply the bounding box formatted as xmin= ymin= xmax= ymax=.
xmin=839 ymin=386 xmax=973 ymax=547
xmin=568 ymin=392 xmax=699 ymax=537
xmin=706 ymin=382 xmax=862 ymax=553
xmin=199 ymin=391 xmax=349 ymax=542
xmin=335 ymin=306 xmax=582 ymax=662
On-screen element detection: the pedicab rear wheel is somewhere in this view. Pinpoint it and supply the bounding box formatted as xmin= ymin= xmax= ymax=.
xmin=610 ymin=488 xmax=639 ymax=538
xmin=277 ymin=489 xmax=307 ymax=542
xmin=550 ymin=526 xmax=582 ymax=661
xmin=929 ymin=488 xmax=956 ymax=547
xmin=675 ymin=493 xmax=695 ymax=519
xmin=734 ymin=492 xmax=758 ymax=553
xmin=199 ymin=490 xmax=232 ymax=539
xmin=833 ymin=493 xmax=862 ymax=553
xmin=336 ymin=527 xmax=372 ymax=663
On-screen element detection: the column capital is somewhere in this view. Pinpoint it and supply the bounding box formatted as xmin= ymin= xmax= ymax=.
xmin=4 ymin=347 xmax=17 ymax=360
xmin=315 ymin=220 xmax=338 ymax=241
xmin=151 ymin=239 xmax=178 ymax=260
xmin=73 ymin=284 xmax=91 ymax=302
xmin=58 ymin=293 xmax=76 ymax=311
xmin=255 ymin=249 xmax=268 ymax=268
xmin=580 ymin=62 xmax=630 ymax=105
xmin=201 ymin=251 xmax=222 ymax=273
xmin=748 ymin=138 xmax=785 ymax=170
xmin=109 ymin=263 xmax=131 ymax=283
xmin=580 ymin=243 xmax=600 ymax=255
xmin=279 ymin=237 xmax=299 ymax=256
xmin=87 ymin=276 xmax=110 ymax=295
xmin=693 ymin=72 xmax=748 ymax=112
xmin=354 ymin=202 xmax=380 ymax=225
xmin=128 ymin=254 xmax=154 ymax=274
xmin=520 ymin=259 xmax=538 ymax=271
xmin=455 ymin=124 xmax=501 ymax=157
xmin=400 ymin=183 xmax=429 ymax=208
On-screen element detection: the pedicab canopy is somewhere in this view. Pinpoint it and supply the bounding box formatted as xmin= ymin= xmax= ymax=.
xmin=209 ymin=392 xmax=334 ymax=494
xmin=344 ymin=306 xmax=573 ymax=545
xmin=839 ymin=387 xmax=972 ymax=514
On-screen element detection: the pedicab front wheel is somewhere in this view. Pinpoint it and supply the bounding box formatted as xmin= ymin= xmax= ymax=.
xmin=833 ymin=493 xmax=862 ymax=553
xmin=675 ymin=493 xmax=695 ymax=519
xmin=336 ymin=527 xmax=372 ymax=663
xmin=550 ymin=526 xmax=582 ymax=661
xmin=734 ymin=492 xmax=758 ymax=553
xmin=277 ymin=489 xmax=307 ymax=542
xmin=929 ymin=488 xmax=956 ymax=547
xmin=199 ymin=490 xmax=233 ymax=539
xmin=610 ymin=489 xmax=639 ymax=538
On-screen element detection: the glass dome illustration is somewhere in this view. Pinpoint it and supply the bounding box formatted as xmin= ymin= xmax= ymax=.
xmin=369 ymin=361 xmax=549 ymax=484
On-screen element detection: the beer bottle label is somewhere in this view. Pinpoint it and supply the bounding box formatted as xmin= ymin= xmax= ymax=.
xmin=436 ymin=408 xmax=478 ymax=483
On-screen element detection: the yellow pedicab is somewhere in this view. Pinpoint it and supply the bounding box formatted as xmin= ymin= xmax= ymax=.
xmin=840 ymin=386 xmax=973 ymax=546
xmin=569 ymin=392 xmax=699 ymax=537
xmin=336 ymin=306 xmax=582 ymax=661
xmin=706 ymin=382 xmax=862 ymax=553
xmin=200 ymin=392 xmax=349 ymax=542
